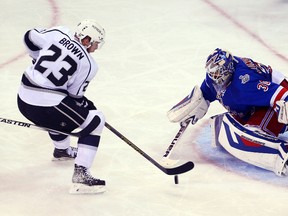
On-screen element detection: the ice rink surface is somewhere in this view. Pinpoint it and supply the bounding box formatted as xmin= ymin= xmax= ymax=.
xmin=1 ymin=0 xmax=288 ymax=215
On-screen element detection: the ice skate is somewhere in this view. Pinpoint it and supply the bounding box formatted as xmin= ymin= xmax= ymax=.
xmin=52 ymin=146 xmax=77 ymax=161
xmin=69 ymin=164 xmax=106 ymax=194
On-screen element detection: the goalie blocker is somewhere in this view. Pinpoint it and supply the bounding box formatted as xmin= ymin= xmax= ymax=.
xmin=210 ymin=113 xmax=288 ymax=176
xmin=167 ymin=85 xmax=210 ymax=125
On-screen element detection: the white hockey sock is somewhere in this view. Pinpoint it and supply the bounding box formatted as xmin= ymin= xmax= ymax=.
xmin=75 ymin=144 xmax=97 ymax=168
xmin=52 ymin=136 xmax=70 ymax=149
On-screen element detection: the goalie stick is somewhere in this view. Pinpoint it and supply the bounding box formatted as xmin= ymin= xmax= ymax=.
xmin=161 ymin=118 xmax=193 ymax=185
xmin=0 ymin=117 xmax=194 ymax=175
xmin=163 ymin=118 xmax=192 ymax=158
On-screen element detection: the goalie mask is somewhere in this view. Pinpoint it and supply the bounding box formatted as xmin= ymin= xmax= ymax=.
xmin=75 ymin=19 xmax=105 ymax=49
xmin=205 ymin=48 xmax=235 ymax=87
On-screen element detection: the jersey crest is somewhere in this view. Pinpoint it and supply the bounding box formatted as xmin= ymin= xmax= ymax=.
xmin=239 ymin=74 xmax=250 ymax=84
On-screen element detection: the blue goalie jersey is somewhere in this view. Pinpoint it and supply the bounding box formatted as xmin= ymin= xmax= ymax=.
xmin=200 ymin=56 xmax=288 ymax=120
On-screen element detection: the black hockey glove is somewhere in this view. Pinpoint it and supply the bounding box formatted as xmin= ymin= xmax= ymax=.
xmin=84 ymin=97 xmax=97 ymax=110
xmin=75 ymin=96 xmax=96 ymax=110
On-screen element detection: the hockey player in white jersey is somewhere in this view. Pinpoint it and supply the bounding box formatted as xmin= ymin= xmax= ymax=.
xmin=18 ymin=19 xmax=106 ymax=194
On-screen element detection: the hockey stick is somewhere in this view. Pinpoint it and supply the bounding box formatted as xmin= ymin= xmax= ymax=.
xmin=0 ymin=117 xmax=194 ymax=175
xmin=0 ymin=117 xmax=81 ymax=136
xmin=163 ymin=118 xmax=192 ymax=158
xmin=104 ymin=122 xmax=194 ymax=175
xmin=161 ymin=118 xmax=192 ymax=167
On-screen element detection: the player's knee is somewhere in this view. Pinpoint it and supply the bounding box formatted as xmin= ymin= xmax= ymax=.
xmin=49 ymin=132 xmax=69 ymax=141
xmin=80 ymin=110 xmax=105 ymax=137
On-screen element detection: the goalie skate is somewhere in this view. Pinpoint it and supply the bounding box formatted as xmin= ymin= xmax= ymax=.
xmin=69 ymin=164 xmax=106 ymax=194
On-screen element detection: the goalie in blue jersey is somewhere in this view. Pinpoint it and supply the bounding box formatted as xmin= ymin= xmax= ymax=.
xmin=167 ymin=48 xmax=288 ymax=176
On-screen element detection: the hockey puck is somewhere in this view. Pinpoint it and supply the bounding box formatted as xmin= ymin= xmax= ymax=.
xmin=174 ymin=175 xmax=179 ymax=184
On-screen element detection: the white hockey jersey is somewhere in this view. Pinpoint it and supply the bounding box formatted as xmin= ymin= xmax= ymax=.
xmin=18 ymin=26 xmax=98 ymax=106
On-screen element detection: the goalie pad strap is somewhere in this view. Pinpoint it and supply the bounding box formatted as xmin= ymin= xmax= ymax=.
xmin=167 ymin=85 xmax=209 ymax=124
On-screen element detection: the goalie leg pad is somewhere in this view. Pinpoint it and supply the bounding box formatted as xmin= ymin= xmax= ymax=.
xmin=209 ymin=113 xmax=224 ymax=148
xmin=167 ymin=85 xmax=210 ymax=124
xmin=214 ymin=113 xmax=288 ymax=176
xmin=274 ymin=142 xmax=288 ymax=176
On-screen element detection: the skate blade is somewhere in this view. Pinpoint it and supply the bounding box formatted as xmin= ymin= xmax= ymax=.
xmin=51 ymin=157 xmax=75 ymax=161
xmin=69 ymin=183 xmax=106 ymax=194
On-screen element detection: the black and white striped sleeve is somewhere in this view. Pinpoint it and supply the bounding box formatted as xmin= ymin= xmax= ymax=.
xmin=23 ymin=28 xmax=46 ymax=60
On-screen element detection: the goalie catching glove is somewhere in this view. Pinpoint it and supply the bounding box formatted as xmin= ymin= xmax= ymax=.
xmin=167 ymin=85 xmax=210 ymax=125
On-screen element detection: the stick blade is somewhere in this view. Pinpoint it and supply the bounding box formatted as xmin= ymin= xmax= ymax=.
xmin=162 ymin=161 xmax=194 ymax=175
